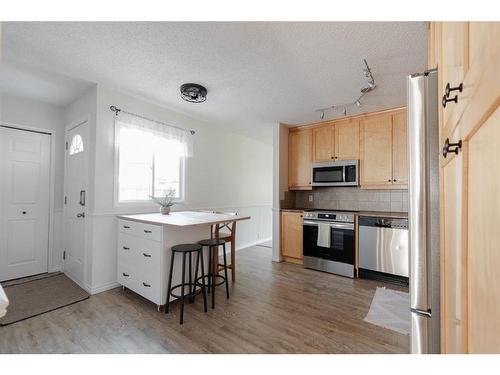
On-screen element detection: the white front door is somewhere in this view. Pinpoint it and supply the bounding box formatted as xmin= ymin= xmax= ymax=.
xmin=0 ymin=126 xmax=51 ymax=282
xmin=63 ymin=121 xmax=89 ymax=284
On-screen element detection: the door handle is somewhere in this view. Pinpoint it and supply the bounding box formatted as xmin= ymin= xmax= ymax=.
xmin=76 ymin=213 xmax=85 ymax=218
xmin=79 ymin=190 xmax=86 ymax=206
xmin=122 ymin=273 xmax=129 ymax=277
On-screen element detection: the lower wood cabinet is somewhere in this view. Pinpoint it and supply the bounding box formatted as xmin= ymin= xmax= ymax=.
xmin=280 ymin=211 xmax=303 ymax=264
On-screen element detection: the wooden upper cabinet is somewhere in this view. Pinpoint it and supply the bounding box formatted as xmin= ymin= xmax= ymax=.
xmin=359 ymin=113 xmax=393 ymax=187
xmin=312 ymin=124 xmax=334 ymax=162
xmin=335 ymin=119 xmax=359 ymax=160
xmin=281 ymin=211 xmax=303 ymax=261
xmin=288 ymin=129 xmax=312 ymax=190
xmin=441 ymin=22 xmax=469 ymax=130
xmin=469 ymin=22 xmax=500 ymax=69
xmin=392 ymin=110 xmax=408 ymax=186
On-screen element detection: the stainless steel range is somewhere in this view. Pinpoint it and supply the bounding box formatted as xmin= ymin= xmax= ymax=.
xmin=302 ymin=210 xmax=355 ymax=278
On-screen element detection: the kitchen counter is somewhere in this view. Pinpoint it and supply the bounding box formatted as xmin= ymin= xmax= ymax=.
xmin=357 ymin=211 xmax=408 ymax=219
xmin=118 ymin=211 xmax=250 ymax=227
xmin=280 ymin=208 xmax=407 ymax=219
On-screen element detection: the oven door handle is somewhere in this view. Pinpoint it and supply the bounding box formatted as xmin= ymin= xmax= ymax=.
xmin=303 ymin=220 xmax=354 ymax=230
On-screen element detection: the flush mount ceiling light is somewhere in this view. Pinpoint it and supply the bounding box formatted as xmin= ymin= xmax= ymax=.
xmin=180 ymin=83 xmax=207 ymax=103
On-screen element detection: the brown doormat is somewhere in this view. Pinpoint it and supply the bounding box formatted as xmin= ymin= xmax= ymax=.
xmin=0 ymin=273 xmax=89 ymax=326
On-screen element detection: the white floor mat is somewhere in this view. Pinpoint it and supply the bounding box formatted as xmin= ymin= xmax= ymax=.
xmin=364 ymin=287 xmax=410 ymax=335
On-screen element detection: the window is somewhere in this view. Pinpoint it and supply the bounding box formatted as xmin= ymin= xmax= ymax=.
xmin=116 ymin=124 xmax=186 ymax=203
xmin=69 ymin=134 xmax=84 ymax=155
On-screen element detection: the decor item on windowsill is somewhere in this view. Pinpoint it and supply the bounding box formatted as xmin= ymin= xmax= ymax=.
xmin=149 ymin=190 xmax=176 ymax=215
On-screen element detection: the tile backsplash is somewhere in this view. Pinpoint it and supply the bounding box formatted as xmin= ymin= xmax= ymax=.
xmin=293 ymin=187 xmax=408 ymax=212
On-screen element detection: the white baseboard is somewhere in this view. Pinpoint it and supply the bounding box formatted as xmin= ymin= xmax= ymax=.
xmin=236 ymin=237 xmax=272 ymax=251
xmin=49 ymin=265 xmax=62 ymax=273
xmin=89 ymin=281 xmax=120 ymax=295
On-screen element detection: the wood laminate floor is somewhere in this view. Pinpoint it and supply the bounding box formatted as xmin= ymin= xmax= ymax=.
xmin=0 ymin=246 xmax=409 ymax=354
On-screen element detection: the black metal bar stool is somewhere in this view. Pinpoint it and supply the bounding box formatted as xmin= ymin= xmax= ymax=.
xmin=197 ymin=238 xmax=229 ymax=309
xmin=165 ymin=243 xmax=207 ymax=324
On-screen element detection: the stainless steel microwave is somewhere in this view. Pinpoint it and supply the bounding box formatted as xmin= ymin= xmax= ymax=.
xmin=311 ymin=160 xmax=359 ymax=187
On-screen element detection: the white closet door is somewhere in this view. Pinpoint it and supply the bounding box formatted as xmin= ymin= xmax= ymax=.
xmin=0 ymin=127 xmax=51 ymax=282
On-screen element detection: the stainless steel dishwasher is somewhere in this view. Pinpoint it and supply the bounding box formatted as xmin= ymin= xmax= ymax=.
xmin=358 ymin=216 xmax=409 ymax=283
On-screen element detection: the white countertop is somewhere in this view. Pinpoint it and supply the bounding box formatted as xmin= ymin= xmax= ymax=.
xmin=118 ymin=211 xmax=251 ymax=227
xmin=0 ymin=285 xmax=8 ymax=318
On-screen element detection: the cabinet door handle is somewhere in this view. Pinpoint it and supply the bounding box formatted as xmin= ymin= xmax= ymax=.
xmin=143 ymin=282 xmax=151 ymax=288
xmin=442 ymin=94 xmax=458 ymax=108
xmin=393 ymin=179 xmax=397 ymax=182
xmin=143 ymin=253 xmax=151 ymax=258
xmin=144 ymin=229 xmax=152 ymax=233
xmin=122 ymin=273 xmax=129 ymax=277
xmin=123 ymin=225 xmax=130 ymax=229
xmin=123 ymin=246 xmax=130 ymax=250
xmin=445 ymin=82 xmax=463 ymax=97
xmin=442 ymin=138 xmax=462 ymax=158
xmin=388 ymin=179 xmax=392 ymax=182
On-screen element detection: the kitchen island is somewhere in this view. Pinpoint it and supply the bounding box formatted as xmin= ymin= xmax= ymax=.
xmin=116 ymin=211 xmax=250 ymax=309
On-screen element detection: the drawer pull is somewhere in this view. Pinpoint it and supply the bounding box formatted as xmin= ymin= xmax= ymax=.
xmin=143 ymin=253 xmax=152 ymax=258
xmin=144 ymin=229 xmax=152 ymax=233
xmin=123 ymin=225 xmax=130 ymax=229
xmin=123 ymin=246 xmax=130 ymax=250
xmin=122 ymin=273 xmax=130 ymax=277
xmin=143 ymin=282 xmax=151 ymax=287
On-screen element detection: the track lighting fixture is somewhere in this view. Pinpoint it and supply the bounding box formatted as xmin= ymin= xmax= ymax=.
xmin=315 ymin=59 xmax=376 ymax=119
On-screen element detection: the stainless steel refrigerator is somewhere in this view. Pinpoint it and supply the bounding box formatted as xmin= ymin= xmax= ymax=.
xmin=407 ymin=68 xmax=441 ymax=354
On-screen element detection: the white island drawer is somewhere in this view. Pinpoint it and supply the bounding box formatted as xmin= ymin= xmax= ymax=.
xmin=118 ymin=219 xmax=162 ymax=242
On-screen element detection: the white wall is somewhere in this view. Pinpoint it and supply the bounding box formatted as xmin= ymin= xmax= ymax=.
xmin=272 ymin=123 xmax=289 ymax=262
xmin=85 ymin=85 xmax=273 ymax=293
xmin=0 ymin=93 xmax=65 ymax=272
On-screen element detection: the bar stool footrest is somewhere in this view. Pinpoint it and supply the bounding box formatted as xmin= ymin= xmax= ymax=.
xmin=169 ymin=283 xmax=204 ymax=299
xmin=196 ymin=274 xmax=226 ymax=287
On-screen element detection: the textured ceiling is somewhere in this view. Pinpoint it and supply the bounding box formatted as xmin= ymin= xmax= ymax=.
xmin=0 ymin=60 xmax=94 ymax=107
xmin=1 ymin=22 xmax=427 ymax=140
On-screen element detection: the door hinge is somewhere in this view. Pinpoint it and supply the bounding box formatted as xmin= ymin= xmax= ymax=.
xmin=63 ymin=251 xmax=66 ymax=260
xmin=65 ymin=141 xmax=68 ymax=150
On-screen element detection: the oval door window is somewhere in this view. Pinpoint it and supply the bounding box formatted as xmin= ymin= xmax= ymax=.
xmin=69 ymin=134 xmax=84 ymax=155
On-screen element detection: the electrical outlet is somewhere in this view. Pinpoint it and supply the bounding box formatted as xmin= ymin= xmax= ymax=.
xmin=308 ymin=194 xmax=313 ymax=202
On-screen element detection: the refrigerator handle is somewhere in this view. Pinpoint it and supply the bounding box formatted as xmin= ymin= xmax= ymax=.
xmin=407 ymin=74 xmax=429 ymax=312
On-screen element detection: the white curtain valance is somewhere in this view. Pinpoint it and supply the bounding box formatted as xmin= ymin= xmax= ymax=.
xmin=116 ymin=111 xmax=193 ymax=157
